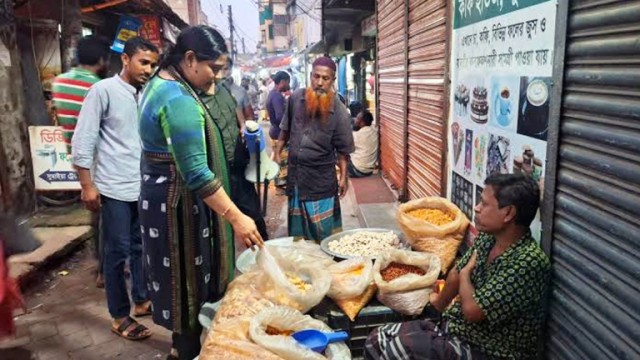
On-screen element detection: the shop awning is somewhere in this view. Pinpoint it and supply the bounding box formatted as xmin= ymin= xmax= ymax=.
xmin=81 ymin=0 xmax=188 ymax=29
xmin=14 ymin=0 xmax=188 ymax=30
xmin=262 ymin=54 xmax=293 ymax=69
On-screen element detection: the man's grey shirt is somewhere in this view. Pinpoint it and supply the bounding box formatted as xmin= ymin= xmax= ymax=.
xmin=227 ymin=81 xmax=250 ymax=110
xmin=72 ymin=75 xmax=141 ymax=202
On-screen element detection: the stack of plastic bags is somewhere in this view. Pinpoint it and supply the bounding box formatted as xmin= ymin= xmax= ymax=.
xmin=200 ymin=242 xmax=351 ymax=359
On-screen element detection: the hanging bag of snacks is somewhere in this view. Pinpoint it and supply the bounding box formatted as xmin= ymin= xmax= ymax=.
xmin=397 ymin=197 xmax=470 ymax=273
xmin=373 ymin=250 xmax=441 ymax=315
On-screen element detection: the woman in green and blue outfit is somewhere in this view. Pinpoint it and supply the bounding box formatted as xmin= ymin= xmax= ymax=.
xmin=138 ymin=26 xmax=264 ymax=359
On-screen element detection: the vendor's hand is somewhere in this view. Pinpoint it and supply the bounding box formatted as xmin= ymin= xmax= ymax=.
xmin=230 ymin=212 xmax=264 ymax=250
xmin=338 ymin=177 xmax=349 ymax=199
xmin=81 ymin=185 xmax=101 ymax=212
xmin=429 ymin=292 xmax=443 ymax=312
xmin=273 ymin=152 xmax=281 ymax=165
xmin=460 ymin=251 xmax=477 ymax=276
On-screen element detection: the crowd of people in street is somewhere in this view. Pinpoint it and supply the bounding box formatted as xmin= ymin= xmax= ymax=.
xmin=0 ymin=23 xmax=550 ymax=360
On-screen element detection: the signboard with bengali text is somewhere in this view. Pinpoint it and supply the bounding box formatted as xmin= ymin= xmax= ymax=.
xmin=139 ymin=15 xmax=163 ymax=51
xmin=29 ymin=126 xmax=80 ymax=191
xmin=447 ymin=0 xmax=557 ymax=242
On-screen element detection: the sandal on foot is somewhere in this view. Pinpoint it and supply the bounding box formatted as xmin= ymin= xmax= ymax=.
xmin=133 ymin=302 xmax=152 ymax=317
xmin=111 ymin=316 xmax=151 ymax=341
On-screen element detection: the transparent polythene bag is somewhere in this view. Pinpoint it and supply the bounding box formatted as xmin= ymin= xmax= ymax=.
xmin=256 ymin=247 xmax=332 ymax=313
xmin=327 ymin=257 xmax=373 ymax=300
xmin=373 ymin=250 xmax=441 ymax=315
xmin=249 ymin=306 xmax=351 ymax=360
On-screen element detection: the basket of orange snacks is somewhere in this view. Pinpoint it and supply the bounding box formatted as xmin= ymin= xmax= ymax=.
xmin=397 ymin=197 xmax=470 ymax=273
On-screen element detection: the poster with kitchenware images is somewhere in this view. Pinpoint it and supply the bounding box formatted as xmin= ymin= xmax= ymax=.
xmin=518 ymin=76 xmax=551 ymax=141
xmin=490 ymin=75 xmax=520 ymax=132
xmin=29 ymin=126 xmax=81 ymax=191
xmin=451 ymin=171 xmax=475 ymax=221
xmin=447 ymin=0 xmax=556 ymax=242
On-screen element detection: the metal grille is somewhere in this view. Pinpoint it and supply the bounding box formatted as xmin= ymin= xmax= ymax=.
xmin=406 ymin=0 xmax=447 ymax=199
xmin=546 ymin=1 xmax=640 ymax=359
xmin=377 ymin=0 xmax=406 ymax=193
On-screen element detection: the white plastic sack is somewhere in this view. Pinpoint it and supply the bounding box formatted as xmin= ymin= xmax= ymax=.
xmin=249 ymin=306 xmax=351 ymax=360
xmin=327 ymin=257 xmax=373 ymax=300
xmin=373 ymin=250 xmax=441 ymax=315
xmin=256 ymin=247 xmax=332 ymax=313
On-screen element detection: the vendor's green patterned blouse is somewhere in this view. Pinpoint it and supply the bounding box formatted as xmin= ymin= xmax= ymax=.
xmin=443 ymin=232 xmax=551 ymax=359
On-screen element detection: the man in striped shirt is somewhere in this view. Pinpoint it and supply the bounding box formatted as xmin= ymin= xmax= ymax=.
xmin=52 ymin=36 xmax=110 ymax=290
xmin=52 ymin=35 xmax=110 ymax=154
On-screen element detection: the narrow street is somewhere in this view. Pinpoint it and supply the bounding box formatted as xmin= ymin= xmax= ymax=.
xmin=2 ymin=245 xmax=172 ymax=360
xmin=0 ymin=182 xmax=288 ymax=360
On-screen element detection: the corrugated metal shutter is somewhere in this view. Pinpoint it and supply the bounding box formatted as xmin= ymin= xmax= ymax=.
xmin=377 ymin=0 xmax=406 ymax=192
xmin=406 ymin=0 xmax=447 ymax=198
xmin=546 ymin=1 xmax=640 ymax=359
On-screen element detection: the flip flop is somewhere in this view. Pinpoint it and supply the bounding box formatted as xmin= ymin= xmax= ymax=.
xmin=111 ymin=316 xmax=151 ymax=341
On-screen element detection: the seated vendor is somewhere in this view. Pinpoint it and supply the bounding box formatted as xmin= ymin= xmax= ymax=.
xmin=364 ymin=173 xmax=550 ymax=360
xmin=349 ymin=110 xmax=378 ymax=178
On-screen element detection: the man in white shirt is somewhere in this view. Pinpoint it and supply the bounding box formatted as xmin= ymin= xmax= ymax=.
xmin=349 ymin=110 xmax=378 ymax=178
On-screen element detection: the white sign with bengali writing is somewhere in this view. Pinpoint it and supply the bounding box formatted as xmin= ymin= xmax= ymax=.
xmin=29 ymin=126 xmax=81 ymax=191
xmin=447 ymin=0 xmax=556 ymax=241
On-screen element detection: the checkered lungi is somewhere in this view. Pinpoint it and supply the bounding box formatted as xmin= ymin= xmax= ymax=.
xmin=364 ymin=320 xmax=489 ymax=360
xmin=287 ymin=187 xmax=342 ymax=242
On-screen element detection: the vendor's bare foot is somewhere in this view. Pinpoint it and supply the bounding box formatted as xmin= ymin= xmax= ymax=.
xmin=111 ymin=316 xmax=151 ymax=340
xmin=133 ymin=300 xmax=152 ymax=317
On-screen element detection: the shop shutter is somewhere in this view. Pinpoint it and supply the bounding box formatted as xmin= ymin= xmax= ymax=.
xmin=406 ymin=0 xmax=447 ymax=199
xmin=377 ymin=0 xmax=406 ymax=193
xmin=546 ymin=1 xmax=640 ymax=359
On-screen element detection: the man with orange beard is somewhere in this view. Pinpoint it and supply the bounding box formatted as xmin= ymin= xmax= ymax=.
xmin=274 ymin=57 xmax=355 ymax=241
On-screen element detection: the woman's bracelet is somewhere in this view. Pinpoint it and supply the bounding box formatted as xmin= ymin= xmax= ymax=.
xmin=221 ymin=204 xmax=232 ymax=218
